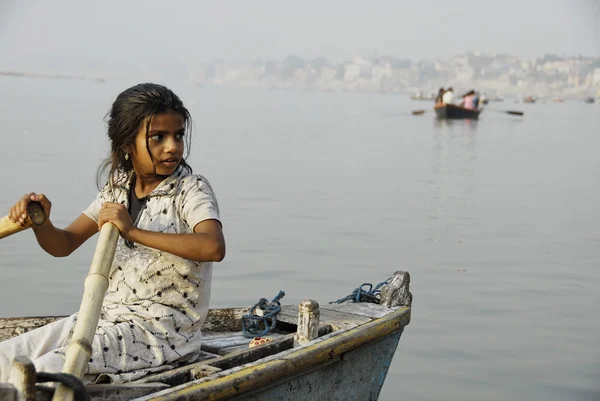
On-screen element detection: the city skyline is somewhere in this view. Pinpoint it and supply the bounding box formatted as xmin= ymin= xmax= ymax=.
xmin=2 ymin=51 xmax=599 ymax=99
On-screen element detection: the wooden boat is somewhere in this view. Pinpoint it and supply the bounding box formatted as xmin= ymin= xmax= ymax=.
xmin=0 ymin=271 xmax=412 ymax=401
xmin=434 ymin=103 xmax=482 ymax=120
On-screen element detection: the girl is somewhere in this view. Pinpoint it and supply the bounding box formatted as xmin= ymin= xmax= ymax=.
xmin=0 ymin=83 xmax=225 ymax=383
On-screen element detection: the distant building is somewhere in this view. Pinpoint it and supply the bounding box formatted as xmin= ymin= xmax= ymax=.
xmin=593 ymin=69 xmax=600 ymax=86
xmin=344 ymin=64 xmax=361 ymax=81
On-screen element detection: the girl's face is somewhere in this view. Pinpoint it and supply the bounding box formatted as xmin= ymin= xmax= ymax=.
xmin=130 ymin=110 xmax=185 ymax=177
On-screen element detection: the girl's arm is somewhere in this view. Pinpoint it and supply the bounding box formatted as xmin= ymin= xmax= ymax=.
xmin=127 ymin=220 xmax=225 ymax=262
xmin=9 ymin=193 xmax=98 ymax=257
xmin=33 ymin=214 xmax=99 ymax=257
xmin=98 ymin=202 xmax=225 ymax=262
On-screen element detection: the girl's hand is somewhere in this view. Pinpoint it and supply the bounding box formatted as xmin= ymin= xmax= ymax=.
xmin=8 ymin=193 xmax=52 ymax=227
xmin=98 ymin=202 xmax=135 ymax=239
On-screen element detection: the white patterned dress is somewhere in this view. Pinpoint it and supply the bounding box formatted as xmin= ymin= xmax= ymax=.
xmin=0 ymin=166 xmax=221 ymax=383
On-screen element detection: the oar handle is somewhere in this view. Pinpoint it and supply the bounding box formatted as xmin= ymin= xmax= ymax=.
xmin=0 ymin=202 xmax=46 ymax=240
xmin=52 ymin=223 xmax=120 ymax=401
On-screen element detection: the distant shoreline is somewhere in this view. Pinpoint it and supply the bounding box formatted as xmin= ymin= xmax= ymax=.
xmin=0 ymin=70 xmax=105 ymax=83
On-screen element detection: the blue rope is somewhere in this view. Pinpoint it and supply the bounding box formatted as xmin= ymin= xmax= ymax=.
xmin=332 ymin=278 xmax=391 ymax=304
xmin=241 ymin=290 xmax=285 ymax=339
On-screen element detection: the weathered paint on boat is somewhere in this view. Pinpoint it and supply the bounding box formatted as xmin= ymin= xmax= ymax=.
xmin=213 ymin=332 xmax=403 ymax=401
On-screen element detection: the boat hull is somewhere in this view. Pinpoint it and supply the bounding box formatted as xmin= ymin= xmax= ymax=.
xmin=0 ymin=270 xmax=413 ymax=401
xmin=434 ymin=103 xmax=481 ymax=120
xmin=0 ymin=306 xmax=410 ymax=401
xmin=140 ymin=305 xmax=410 ymax=401
xmin=232 ymin=331 xmax=403 ymax=401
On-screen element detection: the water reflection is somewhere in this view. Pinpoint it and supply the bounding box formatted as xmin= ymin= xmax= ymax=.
xmin=431 ymin=118 xmax=479 ymax=175
xmin=428 ymin=118 xmax=480 ymax=243
xmin=434 ymin=117 xmax=479 ymax=132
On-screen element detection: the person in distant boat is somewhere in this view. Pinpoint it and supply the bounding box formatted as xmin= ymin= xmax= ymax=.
xmin=473 ymin=92 xmax=480 ymax=109
xmin=477 ymin=93 xmax=487 ymax=106
xmin=435 ymin=87 xmax=445 ymax=104
xmin=442 ymin=87 xmax=454 ymax=104
xmin=459 ymin=90 xmax=477 ymax=110
xmin=0 ymin=83 xmax=226 ymax=384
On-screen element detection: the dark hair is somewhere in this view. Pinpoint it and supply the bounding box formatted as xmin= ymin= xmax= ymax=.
xmin=97 ymin=83 xmax=193 ymax=190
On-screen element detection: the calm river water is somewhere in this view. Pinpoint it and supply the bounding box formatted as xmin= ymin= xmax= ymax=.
xmin=0 ymin=77 xmax=598 ymax=400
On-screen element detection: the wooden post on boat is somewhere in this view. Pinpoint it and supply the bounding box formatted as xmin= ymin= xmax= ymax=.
xmin=0 ymin=383 xmax=17 ymax=401
xmin=294 ymin=299 xmax=320 ymax=347
xmin=52 ymin=223 xmax=120 ymax=401
xmin=8 ymin=356 xmax=36 ymax=401
xmin=0 ymin=202 xmax=46 ymax=240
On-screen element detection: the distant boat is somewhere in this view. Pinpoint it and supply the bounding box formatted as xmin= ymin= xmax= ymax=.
xmin=523 ymin=96 xmax=536 ymax=104
xmin=585 ymin=97 xmax=595 ymax=104
xmin=434 ymin=103 xmax=482 ymax=120
xmin=479 ymin=94 xmax=502 ymax=105
xmin=410 ymin=91 xmax=435 ymax=101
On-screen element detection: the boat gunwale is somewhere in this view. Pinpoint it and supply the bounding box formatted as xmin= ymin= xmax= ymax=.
xmin=135 ymin=305 xmax=411 ymax=401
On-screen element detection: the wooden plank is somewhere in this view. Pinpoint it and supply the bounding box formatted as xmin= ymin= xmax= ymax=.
xmin=206 ymin=334 xmax=294 ymax=370
xmin=35 ymin=383 xmax=169 ymax=401
xmin=202 ymin=333 xmax=285 ymax=355
xmin=277 ymin=305 xmax=372 ymax=331
xmin=193 ymin=350 xmax=222 ymax=362
xmin=321 ymin=302 xmax=398 ymax=319
xmin=0 ymin=317 xmax=64 ymax=342
xmin=209 ymin=325 xmax=332 ymax=371
xmin=132 ymin=350 xmax=219 ymax=386
xmin=219 ymin=345 xmax=248 ymax=355
xmin=201 ymin=335 xmax=253 ymax=354
xmin=190 ymin=365 xmax=222 ymax=380
xmin=133 ymin=336 xmax=290 ymax=385
xmin=201 ymin=331 xmax=242 ymax=341
xmin=217 ymin=344 xmax=249 ymax=355
xmin=201 ymin=308 xmax=250 ymax=332
xmin=0 ymin=316 xmax=63 ymax=329
xmin=0 ymin=307 xmax=249 ymax=341
xmin=132 ymin=325 xmax=331 ymax=386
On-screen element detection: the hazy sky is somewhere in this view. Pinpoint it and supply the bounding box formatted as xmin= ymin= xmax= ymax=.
xmin=1 ymin=0 xmax=599 ymax=69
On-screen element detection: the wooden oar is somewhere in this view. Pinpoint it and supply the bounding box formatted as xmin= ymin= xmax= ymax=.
xmin=52 ymin=223 xmax=120 ymax=401
xmin=0 ymin=202 xmax=46 ymax=240
xmin=485 ymin=108 xmax=524 ymax=116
